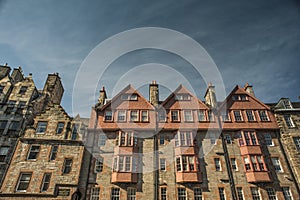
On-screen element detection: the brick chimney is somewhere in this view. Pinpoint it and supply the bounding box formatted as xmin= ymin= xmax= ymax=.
xmin=204 ymin=83 xmax=217 ymax=109
xmin=43 ymin=73 xmax=64 ymax=104
xmin=98 ymin=86 xmax=107 ymax=106
xmin=149 ymin=80 xmax=159 ymax=107
xmin=244 ymin=83 xmax=255 ymax=96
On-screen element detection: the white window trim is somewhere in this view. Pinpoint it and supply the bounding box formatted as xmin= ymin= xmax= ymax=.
xmin=104 ymin=110 xmax=113 ymax=121
xmin=130 ymin=110 xmax=139 ymax=122
xmin=184 ymin=110 xmax=194 ymax=122
xmin=117 ymin=110 xmax=126 ymax=122
xmin=171 ymin=110 xmax=180 ymax=122
xmin=140 ymin=110 xmax=149 ymax=122
xmin=233 ymin=110 xmax=243 ymax=122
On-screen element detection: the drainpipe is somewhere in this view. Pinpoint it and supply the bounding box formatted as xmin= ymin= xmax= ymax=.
xmin=154 ymin=110 xmax=159 ymax=200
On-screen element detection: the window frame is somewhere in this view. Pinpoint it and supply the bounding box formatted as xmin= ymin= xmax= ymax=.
xmin=18 ymin=86 xmax=28 ymax=95
xmin=246 ymin=110 xmax=256 ymax=122
xmin=175 ymin=131 xmax=195 ymax=147
xmin=104 ymin=110 xmax=113 ymax=121
xmin=111 ymin=187 xmax=120 ymax=200
xmin=177 ymin=188 xmax=186 ymax=200
xmin=36 ymin=121 xmax=48 ymax=134
xmin=197 ymin=110 xmax=206 ymax=122
xmin=271 ymin=157 xmax=283 ymax=172
xmin=184 ymin=110 xmax=193 ymax=122
xmin=258 ymin=110 xmax=269 ymax=121
xmin=56 ymin=122 xmax=65 ymax=134
xmin=251 ymin=187 xmax=261 ymax=200
xmin=141 ymin=110 xmax=149 ymax=122
xmin=230 ymin=158 xmax=238 ymax=171
xmin=16 ymin=172 xmax=32 ymax=192
xmin=194 ymin=187 xmax=203 ymax=200
xmin=171 ymin=110 xmax=180 ymax=122
xmin=284 ymin=115 xmax=295 ymax=128
xmin=161 ymin=187 xmax=167 ymax=200
xmin=94 ymin=157 xmax=104 ymax=173
xmin=98 ymin=134 xmax=107 ymax=146
xmin=218 ymin=187 xmax=226 ymax=200
xmin=236 ymin=187 xmax=244 ymax=200
xmin=293 ymin=137 xmax=300 ymax=152
xmin=160 ymin=158 xmax=166 ymax=171
xmin=0 ymin=146 xmax=9 ymax=162
xmin=221 ymin=110 xmax=231 ymax=122
xmin=282 ymin=187 xmax=293 ymax=200
xmin=49 ymin=145 xmax=58 ymax=161
xmin=117 ymin=110 xmax=126 ymax=122
xmin=90 ymin=187 xmax=100 ymax=200
xmin=214 ymin=158 xmax=222 ymax=171
xmin=130 ymin=110 xmax=139 ymax=122
xmin=264 ymin=133 xmax=274 ymax=146
xmin=62 ymin=158 xmax=73 ymax=174
xmin=27 ymin=145 xmax=40 ymax=160
xmin=233 ymin=110 xmax=243 ymax=122
xmin=266 ymin=187 xmax=277 ymax=200
xmin=40 ymin=173 xmax=51 ymax=192
xmin=127 ymin=187 xmax=136 ymax=200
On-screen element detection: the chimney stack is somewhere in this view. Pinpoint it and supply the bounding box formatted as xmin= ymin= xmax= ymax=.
xmin=244 ymin=83 xmax=255 ymax=96
xmin=204 ymin=83 xmax=217 ymax=109
xmin=149 ymin=80 xmax=159 ymax=107
xmin=98 ymin=86 xmax=107 ymax=106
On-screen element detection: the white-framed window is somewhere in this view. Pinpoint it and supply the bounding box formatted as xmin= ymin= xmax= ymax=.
xmin=231 ymin=158 xmax=238 ymax=171
xmin=238 ymin=131 xmax=258 ymax=146
xmin=214 ymin=158 xmax=221 ymax=171
xmin=266 ymin=188 xmax=277 ymax=200
xmin=16 ymin=172 xmax=32 ymax=192
xmin=141 ymin=110 xmax=149 ymax=122
xmin=0 ymin=146 xmax=9 ymax=162
xmin=208 ymin=110 xmax=214 ymax=121
xmin=49 ymin=145 xmax=58 ymax=161
xmin=171 ymin=110 xmax=180 ymax=122
xmin=258 ymin=110 xmax=269 ymax=121
xmin=221 ymin=110 xmax=230 ymax=122
xmin=236 ymin=187 xmax=244 ymax=200
xmin=117 ymin=110 xmax=126 ymax=121
xmin=178 ymin=188 xmax=186 ymax=200
xmin=116 ymin=131 xmax=136 ymax=146
xmin=233 ymin=110 xmax=243 ymax=121
xmin=161 ymin=187 xmax=167 ymax=200
xmin=90 ymin=187 xmax=100 ymax=200
xmin=284 ymin=115 xmax=295 ymax=128
xmin=246 ymin=110 xmax=255 ymax=121
xmin=127 ymin=188 xmax=136 ymax=200
xmin=194 ymin=188 xmax=202 ymax=200
xmin=264 ymin=133 xmax=273 ymax=146
xmin=198 ymin=110 xmax=206 ymax=122
xmin=121 ymin=94 xmax=138 ymax=100
xmin=56 ymin=122 xmax=65 ymax=134
xmin=62 ymin=158 xmax=72 ymax=174
xmin=282 ymin=187 xmax=293 ymax=200
xmin=243 ymin=155 xmax=266 ymax=171
xmin=160 ymin=158 xmax=166 ymax=171
xmin=158 ymin=110 xmax=166 ymax=122
xmin=111 ymin=188 xmax=120 ymax=200
xmin=176 ymin=155 xmax=198 ymax=172
xmin=40 ymin=173 xmax=51 ymax=192
xmin=219 ymin=187 xmax=226 ymax=200
xmin=95 ymin=157 xmax=104 ymax=173
xmin=282 ymin=99 xmax=292 ymax=109
xmin=104 ymin=110 xmax=113 ymax=121
xmin=176 ymin=94 xmax=191 ymax=100
xmin=175 ymin=131 xmax=194 ymax=146
xmin=225 ymin=134 xmax=232 ymax=144
xmin=130 ymin=110 xmax=139 ymax=122
xmin=113 ymin=156 xmax=136 ymax=172
xmin=293 ymin=137 xmax=300 ymax=151
xmin=184 ymin=110 xmax=193 ymax=122
xmin=271 ymin=157 xmax=283 ymax=172
xmin=251 ymin=187 xmax=261 ymax=200
xmin=98 ymin=134 xmax=107 ymax=146
xmin=232 ymin=94 xmax=248 ymax=101
xmin=36 ymin=122 xmax=47 ymax=133
xmin=27 ymin=145 xmax=40 ymax=160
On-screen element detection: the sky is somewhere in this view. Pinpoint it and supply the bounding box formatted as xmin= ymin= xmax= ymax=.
xmin=0 ymin=0 xmax=299 ymax=117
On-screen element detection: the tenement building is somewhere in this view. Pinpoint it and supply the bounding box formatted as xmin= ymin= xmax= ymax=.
xmin=87 ymin=81 xmax=300 ymax=200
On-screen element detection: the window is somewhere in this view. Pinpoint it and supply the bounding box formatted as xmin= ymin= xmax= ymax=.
xmin=215 ymin=158 xmax=221 ymax=171
xmin=221 ymin=110 xmax=230 ymax=122
xmin=259 ymin=110 xmax=269 ymax=121
xmin=127 ymin=188 xmax=136 ymax=200
xmin=111 ymin=188 xmax=120 ymax=200
xmin=130 ymin=110 xmax=139 ymax=122
xmin=231 ymin=158 xmax=238 ymax=171
xmin=95 ymin=157 xmax=104 ymax=173
xmin=0 ymin=85 xmax=4 ymax=93
xmin=251 ymin=188 xmax=261 ymax=200
xmin=232 ymin=94 xmax=248 ymax=101
xmin=243 ymin=155 xmax=266 ymax=171
xmin=16 ymin=101 xmax=26 ymax=114
xmin=98 ymin=134 xmax=107 ymax=146
xmin=219 ymin=188 xmax=226 ymax=200
xmin=233 ymin=110 xmax=243 ymax=121
xmin=105 ymin=110 xmax=113 ymax=121
xmin=267 ymin=188 xmax=277 ymax=200
xmin=246 ymin=110 xmax=255 ymax=121
xmin=161 ymin=187 xmax=167 ymax=200
xmin=160 ymin=158 xmax=166 ymax=171
xmin=175 ymin=131 xmax=194 ymax=146
xmin=19 ymin=86 xmax=28 ymax=95
xmin=27 ymin=145 xmax=40 ymax=160
xmin=49 ymin=145 xmax=58 ymax=161
xmin=36 ymin=122 xmax=47 ymax=133
xmin=178 ymin=188 xmax=186 ymax=200
xmin=225 ymin=134 xmax=232 ymax=144
xmin=184 ymin=110 xmax=193 ymax=122
xmin=90 ymin=187 xmax=100 ymax=200
xmin=56 ymin=122 xmax=64 ymax=134
xmin=117 ymin=110 xmax=126 ymax=121
xmin=130 ymin=94 xmax=138 ymax=100
xmin=244 ymin=157 xmax=251 ymax=171
xmin=16 ymin=173 xmax=32 ymax=192
xmin=208 ymin=110 xmax=214 ymax=121
xmin=0 ymin=120 xmax=7 ymax=131
xmin=0 ymin=146 xmax=9 ymax=162
xmin=271 ymin=157 xmax=282 ymax=172
xmin=40 ymin=173 xmax=51 ymax=192
xmin=63 ymin=158 xmax=72 ymax=174
xmin=117 ymin=131 xmax=136 ymax=146
xmin=194 ymin=188 xmax=202 ymax=200
xmin=293 ymin=137 xmax=300 ymax=151
xmin=158 ymin=110 xmax=166 ymax=122
xmin=176 ymin=156 xmax=197 ymax=172
xmin=171 ymin=110 xmax=180 ymax=121
xmin=264 ymin=133 xmax=273 ymax=146
xmin=237 ymin=187 xmax=244 ymax=200
xmin=176 ymin=94 xmax=191 ymax=100
xmin=282 ymin=187 xmax=293 ymax=200
xmin=282 ymin=99 xmax=292 ymax=109
xmin=71 ymin=124 xmax=78 ymax=140
xmin=141 ymin=110 xmax=148 ymax=122
xmin=160 ymin=134 xmax=165 ymax=145
xmin=198 ymin=110 xmax=206 ymax=122
xmin=239 ymin=131 xmax=258 ymax=146
xmin=284 ymin=115 xmax=295 ymax=128
xmin=113 ymin=156 xmax=134 ymax=172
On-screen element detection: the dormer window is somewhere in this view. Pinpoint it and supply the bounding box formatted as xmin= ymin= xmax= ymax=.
xmin=104 ymin=111 xmax=113 ymax=121
xmin=283 ymin=99 xmax=292 ymax=109
xmin=232 ymin=95 xmax=248 ymax=101
xmin=158 ymin=110 xmax=166 ymax=122
xmin=121 ymin=94 xmax=138 ymax=100
xmin=221 ymin=110 xmax=230 ymax=122
xmin=258 ymin=110 xmax=269 ymax=121
xmin=175 ymin=94 xmax=191 ymax=101
xmin=171 ymin=110 xmax=180 ymax=122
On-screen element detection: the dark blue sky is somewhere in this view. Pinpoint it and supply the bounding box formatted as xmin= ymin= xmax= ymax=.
xmin=0 ymin=0 xmax=299 ymax=116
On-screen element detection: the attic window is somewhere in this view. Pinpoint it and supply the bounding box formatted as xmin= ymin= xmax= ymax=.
xmin=232 ymin=95 xmax=248 ymax=101
xmin=176 ymin=94 xmax=191 ymax=101
xmin=121 ymin=94 xmax=138 ymax=101
xmin=283 ymin=100 xmax=292 ymax=109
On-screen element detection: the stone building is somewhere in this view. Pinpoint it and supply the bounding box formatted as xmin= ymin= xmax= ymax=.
xmin=269 ymin=98 xmax=300 ymax=193
xmin=86 ymin=81 xmax=300 ymax=200
xmin=0 ymin=71 xmax=90 ymax=199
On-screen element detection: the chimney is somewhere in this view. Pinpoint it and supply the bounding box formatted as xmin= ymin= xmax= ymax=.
xmin=98 ymin=86 xmax=107 ymax=106
xmin=204 ymin=83 xmax=217 ymax=109
xmin=11 ymin=67 xmax=24 ymax=83
xmin=244 ymin=83 xmax=255 ymax=96
xmin=149 ymin=80 xmax=159 ymax=107
xmin=0 ymin=64 xmax=11 ymax=80
xmin=43 ymin=73 xmax=64 ymax=104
